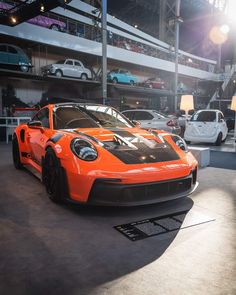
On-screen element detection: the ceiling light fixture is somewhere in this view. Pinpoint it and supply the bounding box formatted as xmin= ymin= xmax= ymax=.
xmin=40 ymin=4 xmax=44 ymax=12
xmin=10 ymin=16 xmax=17 ymax=24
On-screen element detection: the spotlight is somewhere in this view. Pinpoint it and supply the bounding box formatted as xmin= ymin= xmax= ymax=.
xmin=10 ymin=16 xmax=17 ymax=24
xmin=40 ymin=4 xmax=44 ymax=12
xmin=220 ymin=24 xmax=230 ymax=34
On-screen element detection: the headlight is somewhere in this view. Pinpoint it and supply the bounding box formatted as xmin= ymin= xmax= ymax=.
xmin=171 ymin=135 xmax=188 ymax=152
xmin=71 ymin=138 xmax=98 ymax=161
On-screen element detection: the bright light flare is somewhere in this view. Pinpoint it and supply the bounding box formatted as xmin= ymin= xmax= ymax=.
xmin=220 ymin=24 xmax=230 ymax=34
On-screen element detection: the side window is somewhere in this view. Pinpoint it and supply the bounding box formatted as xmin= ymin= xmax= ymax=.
xmin=65 ymin=60 xmax=73 ymax=65
xmin=74 ymin=61 xmax=82 ymax=67
xmin=33 ymin=108 xmax=50 ymax=128
xmin=123 ymin=112 xmax=134 ymax=120
xmin=134 ymin=111 xmax=154 ymax=121
xmin=0 ymin=45 xmax=7 ymax=52
xmin=8 ymin=46 xmax=17 ymax=54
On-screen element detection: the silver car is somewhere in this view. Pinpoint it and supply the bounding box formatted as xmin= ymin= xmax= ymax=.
xmin=41 ymin=59 xmax=92 ymax=80
xmin=122 ymin=109 xmax=181 ymax=134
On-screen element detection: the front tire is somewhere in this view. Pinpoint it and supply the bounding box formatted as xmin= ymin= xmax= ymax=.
xmin=55 ymin=70 xmax=63 ymax=78
xmin=20 ymin=65 xmax=29 ymax=72
xmin=50 ymin=24 xmax=60 ymax=31
xmin=12 ymin=135 xmax=23 ymax=169
xmin=42 ymin=148 xmax=63 ymax=203
xmin=112 ymin=77 xmax=118 ymax=84
xmin=215 ymin=132 xmax=222 ymax=146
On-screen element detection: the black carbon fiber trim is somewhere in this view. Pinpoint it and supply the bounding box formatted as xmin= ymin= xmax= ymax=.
xmin=47 ymin=133 xmax=63 ymax=144
xmin=106 ymin=129 xmax=179 ymax=164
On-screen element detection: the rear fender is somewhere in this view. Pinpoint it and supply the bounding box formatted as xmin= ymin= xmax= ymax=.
xmin=14 ymin=125 xmax=31 ymax=164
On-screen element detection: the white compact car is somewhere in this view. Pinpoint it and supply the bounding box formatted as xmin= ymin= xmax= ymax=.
xmin=122 ymin=109 xmax=181 ymax=134
xmin=41 ymin=59 xmax=92 ymax=80
xmin=184 ymin=109 xmax=228 ymax=145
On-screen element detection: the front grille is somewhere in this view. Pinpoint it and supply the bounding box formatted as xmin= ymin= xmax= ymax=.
xmin=122 ymin=178 xmax=192 ymax=202
xmin=88 ymin=174 xmax=194 ymax=205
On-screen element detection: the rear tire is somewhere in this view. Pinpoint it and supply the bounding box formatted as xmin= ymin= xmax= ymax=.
xmin=81 ymin=73 xmax=87 ymax=80
xmin=50 ymin=24 xmax=60 ymax=31
xmin=42 ymin=148 xmax=64 ymax=203
xmin=12 ymin=135 xmax=23 ymax=169
xmin=215 ymin=132 xmax=222 ymax=146
xmin=130 ymin=80 xmax=134 ymax=86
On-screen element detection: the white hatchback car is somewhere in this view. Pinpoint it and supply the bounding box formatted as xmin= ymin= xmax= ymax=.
xmin=184 ymin=109 xmax=228 ymax=145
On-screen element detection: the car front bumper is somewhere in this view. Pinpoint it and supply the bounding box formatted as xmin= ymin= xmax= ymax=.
xmin=86 ymin=169 xmax=198 ymax=206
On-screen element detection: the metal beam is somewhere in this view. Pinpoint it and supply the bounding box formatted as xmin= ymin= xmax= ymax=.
xmin=174 ymin=0 xmax=181 ymax=112
xmin=101 ymin=0 xmax=107 ymax=105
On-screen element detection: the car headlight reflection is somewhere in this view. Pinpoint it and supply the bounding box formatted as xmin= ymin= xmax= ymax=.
xmin=171 ymin=135 xmax=188 ymax=152
xmin=71 ymin=138 xmax=98 ymax=161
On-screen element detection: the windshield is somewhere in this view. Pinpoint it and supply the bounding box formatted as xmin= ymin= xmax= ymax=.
xmin=81 ymin=105 xmax=133 ymax=128
xmin=190 ymin=111 xmax=216 ymax=122
xmin=152 ymin=110 xmax=167 ymax=118
xmin=53 ymin=106 xmax=100 ymax=129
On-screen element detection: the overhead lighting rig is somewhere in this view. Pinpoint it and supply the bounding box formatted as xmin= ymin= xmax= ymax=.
xmin=0 ymin=0 xmax=72 ymax=26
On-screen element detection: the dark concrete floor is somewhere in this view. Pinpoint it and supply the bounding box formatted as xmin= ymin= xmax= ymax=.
xmin=0 ymin=143 xmax=236 ymax=295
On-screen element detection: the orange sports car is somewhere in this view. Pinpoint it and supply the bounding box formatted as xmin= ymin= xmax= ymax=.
xmin=12 ymin=103 xmax=198 ymax=206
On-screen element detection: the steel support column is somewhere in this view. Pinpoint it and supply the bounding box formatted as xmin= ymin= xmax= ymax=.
xmin=174 ymin=0 xmax=181 ymax=112
xmin=101 ymin=0 xmax=107 ymax=105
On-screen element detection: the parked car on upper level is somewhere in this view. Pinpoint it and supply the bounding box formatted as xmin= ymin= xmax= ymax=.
xmin=184 ymin=110 xmax=228 ymax=145
xmin=0 ymin=1 xmax=66 ymax=31
xmin=41 ymin=59 xmax=92 ymax=80
xmin=122 ymin=109 xmax=181 ymax=134
xmin=107 ymin=69 xmax=138 ymax=85
xmin=140 ymin=77 xmax=165 ymax=89
xmin=0 ymin=43 xmax=32 ymax=72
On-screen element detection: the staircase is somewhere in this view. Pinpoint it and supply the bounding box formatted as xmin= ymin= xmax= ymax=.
xmin=207 ymin=64 xmax=236 ymax=108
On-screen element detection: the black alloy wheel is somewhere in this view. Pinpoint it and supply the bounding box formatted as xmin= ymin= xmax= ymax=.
xmin=12 ymin=135 xmax=23 ymax=169
xmin=215 ymin=132 xmax=222 ymax=146
xmin=43 ymin=148 xmax=63 ymax=203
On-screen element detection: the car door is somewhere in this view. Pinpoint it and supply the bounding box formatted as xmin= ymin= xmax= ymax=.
xmin=7 ymin=46 xmax=19 ymax=65
xmin=63 ymin=59 xmax=74 ymax=77
xmin=119 ymin=70 xmax=128 ymax=83
xmin=133 ymin=111 xmax=154 ymax=128
xmin=28 ymin=108 xmax=53 ymax=164
xmin=152 ymin=112 xmax=168 ymax=129
xmin=0 ymin=44 xmax=8 ymax=64
xmin=74 ymin=60 xmax=83 ymax=77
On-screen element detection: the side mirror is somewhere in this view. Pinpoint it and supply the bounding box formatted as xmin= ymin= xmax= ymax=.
xmin=28 ymin=120 xmax=43 ymax=129
xmin=132 ymin=120 xmax=141 ymax=127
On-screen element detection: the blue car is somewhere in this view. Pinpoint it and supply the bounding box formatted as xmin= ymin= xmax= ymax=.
xmin=107 ymin=69 xmax=138 ymax=85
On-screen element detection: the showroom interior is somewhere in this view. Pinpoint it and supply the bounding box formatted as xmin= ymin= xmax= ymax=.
xmin=0 ymin=0 xmax=236 ymax=294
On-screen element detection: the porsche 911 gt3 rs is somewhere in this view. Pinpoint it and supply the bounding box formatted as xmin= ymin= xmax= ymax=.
xmin=13 ymin=103 xmax=198 ymax=206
